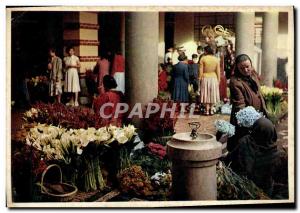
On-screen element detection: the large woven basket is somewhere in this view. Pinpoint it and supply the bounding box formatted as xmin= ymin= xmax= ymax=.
xmin=40 ymin=164 xmax=78 ymax=202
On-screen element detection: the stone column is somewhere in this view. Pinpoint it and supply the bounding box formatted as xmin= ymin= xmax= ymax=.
xmin=158 ymin=12 xmax=165 ymax=63
xmin=125 ymin=12 xmax=159 ymax=107
xmin=63 ymin=12 xmax=99 ymax=73
xmin=235 ymin=12 xmax=255 ymax=60
xmin=261 ymin=12 xmax=279 ymax=87
xmin=63 ymin=12 xmax=99 ymax=104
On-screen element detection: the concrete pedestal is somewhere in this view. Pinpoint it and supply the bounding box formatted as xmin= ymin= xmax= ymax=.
xmin=167 ymin=133 xmax=222 ymax=200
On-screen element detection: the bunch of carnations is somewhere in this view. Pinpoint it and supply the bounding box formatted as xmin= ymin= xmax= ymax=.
xmin=147 ymin=142 xmax=167 ymax=159
xmin=23 ymin=102 xmax=107 ymax=129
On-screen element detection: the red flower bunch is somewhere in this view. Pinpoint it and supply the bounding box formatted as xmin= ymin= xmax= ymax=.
xmin=28 ymin=102 xmax=107 ymax=129
xmin=143 ymin=98 xmax=179 ymax=136
xmin=274 ymin=79 xmax=288 ymax=91
xmin=147 ymin=142 xmax=167 ymax=159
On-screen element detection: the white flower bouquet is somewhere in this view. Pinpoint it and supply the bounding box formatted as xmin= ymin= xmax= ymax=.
xmin=235 ymin=106 xmax=262 ymax=128
xmin=25 ymin=123 xmax=136 ymax=192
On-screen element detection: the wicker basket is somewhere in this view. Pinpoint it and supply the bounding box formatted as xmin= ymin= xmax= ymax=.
xmin=40 ymin=164 xmax=78 ymax=202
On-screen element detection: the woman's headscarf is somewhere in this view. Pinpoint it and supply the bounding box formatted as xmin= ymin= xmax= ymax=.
xmin=233 ymin=54 xmax=259 ymax=93
xmin=251 ymin=116 xmax=277 ymax=148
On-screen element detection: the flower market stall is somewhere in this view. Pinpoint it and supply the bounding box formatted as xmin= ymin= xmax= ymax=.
xmin=11 ymin=97 xmax=287 ymax=202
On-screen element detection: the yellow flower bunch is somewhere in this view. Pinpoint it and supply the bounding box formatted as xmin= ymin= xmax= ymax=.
xmin=260 ymin=86 xmax=283 ymax=98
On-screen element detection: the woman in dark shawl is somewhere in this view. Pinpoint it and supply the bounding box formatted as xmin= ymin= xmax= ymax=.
xmin=237 ymin=116 xmax=280 ymax=196
xmin=228 ymin=54 xmax=268 ymax=151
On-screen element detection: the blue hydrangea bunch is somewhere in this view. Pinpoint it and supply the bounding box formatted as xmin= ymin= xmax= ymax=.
xmin=235 ymin=106 xmax=262 ymax=128
xmin=221 ymin=103 xmax=232 ymax=115
xmin=214 ymin=120 xmax=235 ymax=137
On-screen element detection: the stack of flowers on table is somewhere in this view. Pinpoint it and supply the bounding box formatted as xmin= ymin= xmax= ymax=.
xmin=235 ymin=106 xmax=263 ymax=128
xmin=260 ymin=85 xmax=287 ymax=124
xmin=24 ymin=123 xmax=136 ymax=192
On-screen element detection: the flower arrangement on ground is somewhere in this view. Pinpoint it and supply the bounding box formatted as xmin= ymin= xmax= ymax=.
xmin=25 ymin=123 xmax=136 ymax=192
xmin=23 ymin=102 xmax=106 ymax=129
xmin=117 ymin=165 xmax=154 ymax=198
xmin=130 ymin=140 xmax=170 ymax=177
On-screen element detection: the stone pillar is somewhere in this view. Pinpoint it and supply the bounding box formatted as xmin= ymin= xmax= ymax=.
xmin=167 ymin=132 xmax=222 ymax=200
xmin=235 ymin=12 xmax=255 ymax=60
xmin=125 ymin=12 xmax=159 ymax=107
xmin=158 ymin=12 xmax=165 ymax=63
xmin=63 ymin=12 xmax=99 ymax=73
xmin=261 ymin=12 xmax=279 ymax=87
xmin=63 ymin=12 xmax=99 ymax=104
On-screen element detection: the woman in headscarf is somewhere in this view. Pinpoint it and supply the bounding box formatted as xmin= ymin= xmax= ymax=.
xmin=228 ymin=54 xmax=268 ymax=151
xmin=237 ymin=116 xmax=280 ymax=196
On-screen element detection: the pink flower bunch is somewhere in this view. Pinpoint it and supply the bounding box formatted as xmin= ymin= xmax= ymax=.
xmin=147 ymin=142 xmax=167 ymax=159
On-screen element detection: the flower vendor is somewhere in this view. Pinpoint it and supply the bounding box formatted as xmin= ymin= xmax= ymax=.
xmin=236 ymin=115 xmax=280 ymax=197
xmin=93 ymin=75 xmax=125 ymax=127
xmin=228 ymin=54 xmax=268 ymax=152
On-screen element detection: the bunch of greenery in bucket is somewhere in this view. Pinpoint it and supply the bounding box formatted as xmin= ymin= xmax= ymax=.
xmin=25 ymin=123 xmax=136 ymax=192
xmin=130 ymin=141 xmax=171 ymax=177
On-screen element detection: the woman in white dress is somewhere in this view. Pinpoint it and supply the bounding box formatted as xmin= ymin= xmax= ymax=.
xmin=63 ymin=46 xmax=81 ymax=106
